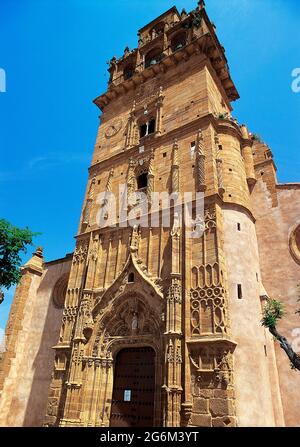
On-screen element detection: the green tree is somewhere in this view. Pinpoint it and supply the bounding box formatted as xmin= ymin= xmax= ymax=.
xmin=0 ymin=219 xmax=39 ymax=304
xmin=262 ymin=289 xmax=300 ymax=371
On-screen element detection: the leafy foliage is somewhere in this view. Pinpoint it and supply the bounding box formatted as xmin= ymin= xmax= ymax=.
xmin=0 ymin=219 xmax=39 ymax=289
xmin=251 ymin=133 xmax=263 ymax=143
xmin=261 ymin=294 xmax=300 ymax=372
xmin=262 ymin=299 xmax=285 ymax=330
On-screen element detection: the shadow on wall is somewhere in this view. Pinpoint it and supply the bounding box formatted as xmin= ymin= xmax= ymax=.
xmin=22 ymin=270 xmax=69 ymax=427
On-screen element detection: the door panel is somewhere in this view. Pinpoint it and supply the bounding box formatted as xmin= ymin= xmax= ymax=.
xmin=110 ymin=347 xmax=155 ymax=427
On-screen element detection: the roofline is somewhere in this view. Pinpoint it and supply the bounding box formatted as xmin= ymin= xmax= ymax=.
xmin=45 ymin=253 xmax=73 ymax=267
xmin=138 ymin=6 xmax=180 ymax=33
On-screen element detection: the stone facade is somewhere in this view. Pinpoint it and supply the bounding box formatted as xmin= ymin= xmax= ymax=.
xmin=0 ymin=2 xmax=299 ymax=427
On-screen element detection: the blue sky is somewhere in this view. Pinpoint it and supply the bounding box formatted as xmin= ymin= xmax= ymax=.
xmin=0 ymin=0 xmax=299 ymax=328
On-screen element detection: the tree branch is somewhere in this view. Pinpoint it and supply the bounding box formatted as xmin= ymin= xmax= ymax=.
xmin=269 ymin=326 xmax=300 ymax=371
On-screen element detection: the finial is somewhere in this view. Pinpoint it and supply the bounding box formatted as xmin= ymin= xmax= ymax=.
xmin=198 ymin=0 xmax=206 ymax=10
xmin=181 ymin=8 xmax=187 ymax=18
xmin=197 ymin=129 xmax=203 ymax=141
xmin=35 ymin=246 xmax=44 ymax=257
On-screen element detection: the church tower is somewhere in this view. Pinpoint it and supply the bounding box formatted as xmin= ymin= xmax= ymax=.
xmin=43 ymin=2 xmax=283 ymax=427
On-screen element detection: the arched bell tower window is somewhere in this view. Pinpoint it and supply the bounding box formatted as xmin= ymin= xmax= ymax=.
xmin=124 ymin=64 xmax=134 ymax=80
xmin=171 ymin=31 xmax=187 ymax=52
xmin=150 ymin=21 xmax=165 ymax=39
xmin=145 ymin=48 xmax=163 ymax=68
xmin=137 ymin=172 xmax=148 ymax=190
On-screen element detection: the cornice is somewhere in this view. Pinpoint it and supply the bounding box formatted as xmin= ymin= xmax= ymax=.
xmin=254 ymin=158 xmax=277 ymax=172
xmin=94 ymin=33 xmax=239 ymax=111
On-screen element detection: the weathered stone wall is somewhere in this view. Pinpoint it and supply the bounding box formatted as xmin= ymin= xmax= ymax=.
xmin=223 ymin=206 xmax=284 ymax=426
xmin=252 ymin=180 xmax=300 ymax=427
xmin=0 ymin=255 xmax=71 ymax=427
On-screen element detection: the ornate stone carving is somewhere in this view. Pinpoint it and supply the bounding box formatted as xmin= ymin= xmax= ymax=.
xmin=171 ymin=212 xmax=181 ymax=237
xmin=190 ymin=285 xmax=227 ymax=336
xmin=99 ymin=295 xmax=160 ymax=338
xmin=204 ymin=207 xmax=217 ymax=231
xmin=82 ymin=177 xmax=96 ymax=226
xmin=171 ymin=139 xmax=180 ymax=194
xmin=130 ymin=225 xmax=140 ymax=253
xmin=73 ymin=241 xmax=88 ymax=264
xmin=167 ymin=281 xmax=182 ymax=304
xmin=88 ymin=235 xmax=99 ymax=262
xmin=190 ymin=343 xmax=235 ymax=390
xmin=63 ymin=306 xmax=78 ymax=322
xmin=78 ymin=292 xmax=94 ymax=341
xmin=155 ymin=86 xmax=164 ymax=135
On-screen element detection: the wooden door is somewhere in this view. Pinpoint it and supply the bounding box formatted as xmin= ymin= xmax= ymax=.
xmin=110 ymin=347 xmax=155 ymax=427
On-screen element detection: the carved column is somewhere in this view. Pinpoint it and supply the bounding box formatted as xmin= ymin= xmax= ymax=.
xmin=126 ymin=101 xmax=137 ymax=148
xmin=147 ymin=151 xmax=155 ymax=205
xmin=81 ymin=356 xmax=112 ymax=427
xmin=155 ymin=87 xmax=164 ymax=135
xmin=44 ymin=239 xmax=89 ymax=426
xmin=86 ymin=234 xmax=99 ymax=289
xmin=98 ymin=356 xmax=114 ymax=427
xmin=163 ymin=214 xmax=183 ymax=427
xmin=99 ymin=169 xmax=114 ymax=223
xmin=82 ymin=177 xmax=96 ymax=227
xmin=195 ymin=130 xmax=206 ymax=192
xmin=171 ymin=139 xmax=180 ymax=194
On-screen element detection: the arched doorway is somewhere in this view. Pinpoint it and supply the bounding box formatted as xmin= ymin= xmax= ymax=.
xmin=110 ymin=347 xmax=155 ymax=427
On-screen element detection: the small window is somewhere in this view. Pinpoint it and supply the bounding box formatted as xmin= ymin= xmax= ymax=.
xmin=237 ymin=223 xmax=241 ymax=231
xmin=140 ymin=123 xmax=148 ymax=138
xmin=218 ymin=145 xmax=223 ymax=151
xmin=163 ymin=152 xmax=167 ymax=158
xmin=148 ymin=119 xmax=155 ymax=134
xmin=140 ymin=119 xmax=156 ymax=138
xmin=124 ymin=390 xmax=132 ymax=402
xmin=190 ymin=141 xmax=196 ymax=158
xmin=237 ymin=284 xmax=243 ymax=299
xmin=128 ymin=272 xmax=135 ymax=283
xmin=137 ymin=173 xmax=148 ymax=190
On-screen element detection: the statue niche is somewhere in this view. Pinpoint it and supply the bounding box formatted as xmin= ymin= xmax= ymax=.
xmin=102 ymin=295 xmax=159 ymax=338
